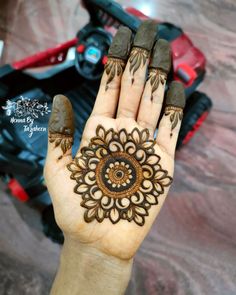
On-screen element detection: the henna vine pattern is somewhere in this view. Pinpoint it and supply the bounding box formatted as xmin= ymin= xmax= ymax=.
xmin=129 ymin=47 xmax=149 ymax=84
xmin=104 ymin=57 xmax=125 ymax=91
xmin=148 ymin=69 xmax=167 ymax=100
xmin=164 ymin=106 xmax=183 ymax=137
xmin=67 ymin=125 xmax=172 ymax=226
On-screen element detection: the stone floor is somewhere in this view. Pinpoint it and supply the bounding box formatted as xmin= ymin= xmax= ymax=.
xmin=0 ymin=0 xmax=236 ymax=294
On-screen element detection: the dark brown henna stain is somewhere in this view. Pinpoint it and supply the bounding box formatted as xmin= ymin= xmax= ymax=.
xmin=147 ymin=39 xmax=171 ymax=100
xmin=129 ymin=20 xmax=158 ymax=83
xmin=108 ymin=26 xmax=132 ymax=60
xmin=147 ymin=69 xmax=167 ymax=100
xmin=164 ymin=81 xmax=186 ymax=137
xmin=67 ymin=125 xmax=172 ymax=226
xmin=133 ymin=20 xmax=158 ymax=51
xmin=105 ymin=26 xmax=132 ymax=90
xmin=149 ymin=39 xmax=171 ymax=74
xmin=48 ymin=95 xmax=75 ymax=158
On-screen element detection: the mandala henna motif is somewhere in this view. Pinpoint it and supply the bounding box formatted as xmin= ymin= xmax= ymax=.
xmin=104 ymin=58 xmax=126 ymax=91
xmin=164 ymin=106 xmax=183 ymax=137
xmin=129 ymin=47 xmax=149 ymax=84
xmin=67 ymin=125 xmax=172 ymax=226
xmin=147 ymin=69 xmax=167 ymax=100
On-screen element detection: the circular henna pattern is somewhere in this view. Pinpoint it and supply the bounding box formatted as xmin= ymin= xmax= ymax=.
xmin=67 ymin=125 xmax=172 ymax=226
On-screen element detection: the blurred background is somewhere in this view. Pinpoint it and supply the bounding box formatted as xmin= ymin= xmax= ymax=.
xmin=0 ymin=0 xmax=236 ymax=294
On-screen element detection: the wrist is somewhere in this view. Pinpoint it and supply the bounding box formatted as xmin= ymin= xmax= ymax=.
xmin=51 ymin=236 xmax=133 ymax=295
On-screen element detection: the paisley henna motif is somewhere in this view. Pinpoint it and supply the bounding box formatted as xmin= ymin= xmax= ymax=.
xmin=67 ymin=125 xmax=172 ymax=226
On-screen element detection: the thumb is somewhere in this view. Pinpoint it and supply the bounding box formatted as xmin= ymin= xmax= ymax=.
xmin=47 ymin=94 xmax=75 ymax=164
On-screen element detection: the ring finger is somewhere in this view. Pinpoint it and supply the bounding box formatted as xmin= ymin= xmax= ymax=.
xmin=137 ymin=39 xmax=171 ymax=135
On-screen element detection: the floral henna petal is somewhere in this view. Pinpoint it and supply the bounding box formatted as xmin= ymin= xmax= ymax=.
xmin=134 ymin=215 xmax=145 ymax=226
xmin=84 ymin=208 xmax=98 ymax=223
xmin=109 ymin=208 xmax=120 ymax=224
xmin=67 ymin=125 xmax=173 ymax=226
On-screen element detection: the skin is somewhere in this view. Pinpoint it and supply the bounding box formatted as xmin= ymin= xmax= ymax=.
xmin=44 ymin=21 xmax=185 ymax=295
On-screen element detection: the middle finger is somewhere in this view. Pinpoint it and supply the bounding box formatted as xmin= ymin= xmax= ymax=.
xmin=117 ymin=20 xmax=158 ymax=119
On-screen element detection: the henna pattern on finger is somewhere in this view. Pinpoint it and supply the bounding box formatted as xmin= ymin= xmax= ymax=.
xmin=104 ymin=58 xmax=125 ymax=91
xmin=129 ymin=47 xmax=149 ymax=83
xmin=48 ymin=95 xmax=75 ymax=159
xmin=147 ymin=39 xmax=171 ymax=100
xmin=129 ymin=20 xmax=158 ymax=84
xmin=67 ymin=125 xmax=172 ymax=226
xmin=164 ymin=106 xmax=183 ymax=137
xmin=164 ymin=81 xmax=186 ymax=137
xmin=147 ymin=69 xmax=167 ymax=100
xmin=105 ymin=26 xmax=132 ymax=90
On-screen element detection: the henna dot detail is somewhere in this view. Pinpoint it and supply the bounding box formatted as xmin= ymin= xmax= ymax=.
xmin=97 ymin=152 xmax=143 ymax=198
xmin=67 ymin=125 xmax=173 ymax=226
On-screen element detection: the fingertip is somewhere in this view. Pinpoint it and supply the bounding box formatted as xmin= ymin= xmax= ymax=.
xmin=48 ymin=94 xmax=75 ymax=161
xmin=108 ymin=26 xmax=132 ymax=60
xmin=133 ymin=20 xmax=158 ymax=51
xmin=149 ymin=39 xmax=171 ymax=74
xmin=166 ymin=81 xmax=186 ymax=109
xmin=49 ymin=94 xmax=75 ymax=135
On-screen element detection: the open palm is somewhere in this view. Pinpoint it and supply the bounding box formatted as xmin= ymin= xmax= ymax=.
xmin=44 ymin=21 xmax=185 ymax=260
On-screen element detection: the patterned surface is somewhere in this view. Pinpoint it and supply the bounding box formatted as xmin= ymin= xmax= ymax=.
xmin=0 ymin=0 xmax=236 ymax=294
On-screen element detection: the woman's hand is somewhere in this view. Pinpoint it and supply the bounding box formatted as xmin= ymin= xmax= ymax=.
xmin=44 ymin=20 xmax=185 ymax=295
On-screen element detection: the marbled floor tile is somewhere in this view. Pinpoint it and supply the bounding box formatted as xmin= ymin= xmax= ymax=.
xmin=0 ymin=252 xmax=51 ymax=295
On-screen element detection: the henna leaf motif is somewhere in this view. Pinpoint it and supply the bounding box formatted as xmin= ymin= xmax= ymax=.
xmin=164 ymin=106 xmax=183 ymax=137
xmin=104 ymin=58 xmax=125 ymax=90
xmin=67 ymin=125 xmax=172 ymax=226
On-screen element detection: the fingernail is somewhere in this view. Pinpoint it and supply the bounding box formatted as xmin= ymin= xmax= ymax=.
xmin=133 ymin=20 xmax=158 ymax=51
xmin=49 ymin=94 xmax=75 ymax=135
xmin=149 ymin=39 xmax=171 ymax=73
xmin=108 ymin=26 xmax=132 ymax=60
xmin=166 ymin=81 xmax=186 ymax=109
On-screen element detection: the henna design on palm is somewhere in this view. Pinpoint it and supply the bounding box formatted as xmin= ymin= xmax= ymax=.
xmin=67 ymin=125 xmax=172 ymax=226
